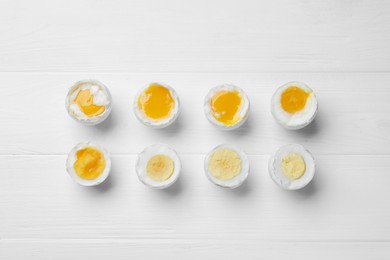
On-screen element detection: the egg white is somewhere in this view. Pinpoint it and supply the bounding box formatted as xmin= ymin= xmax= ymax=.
xmin=204 ymin=144 xmax=249 ymax=189
xmin=268 ymin=144 xmax=315 ymax=190
xmin=271 ymin=81 xmax=318 ymax=130
xmin=66 ymin=79 xmax=112 ymax=125
xmin=136 ymin=143 xmax=181 ymax=189
xmin=133 ymin=82 xmax=180 ymax=129
xmin=204 ymin=84 xmax=250 ymax=131
xmin=66 ymin=142 xmax=111 ymax=186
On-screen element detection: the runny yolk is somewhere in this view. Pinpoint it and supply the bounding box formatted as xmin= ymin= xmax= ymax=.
xmin=74 ymin=147 xmax=106 ymax=180
xmin=210 ymin=90 xmax=242 ymax=126
xmin=281 ymin=86 xmax=310 ymax=114
xmin=74 ymin=89 xmax=106 ymax=117
xmin=138 ymin=83 xmax=175 ymax=120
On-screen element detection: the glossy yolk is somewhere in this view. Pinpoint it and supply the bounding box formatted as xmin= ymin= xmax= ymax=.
xmin=138 ymin=84 xmax=174 ymax=120
xmin=74 ymin=89 xmax=106 ymax=117
xmin=281 ymin=86 xmax=310 ymax=114
xmin=73 ymin=147 xmax=106 ymax=180
xmin=210 ymin=90 xmax=242 ymax=126
xmin=146 ymin=154 xmax=174 ymax=181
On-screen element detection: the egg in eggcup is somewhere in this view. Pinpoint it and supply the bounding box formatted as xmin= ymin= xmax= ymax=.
xmin=134 ymin=82 xmax=180 ymax=129
xmin=204 ymin=144 xmax=249 ymax=189
xmin=271 ymin=81 xmax=318 ymax=130
xmin=268 ymin=144 xmax=315 ymax=190
xmin=66 ymin=142 xmax=111 ymax=186
xmin=136 ymin=143 xmax=181 ymax=189
xmin=66 ymin=80 xmax=112 ymax=125
xmin=204 ymin=84 xmax=250 ymax=131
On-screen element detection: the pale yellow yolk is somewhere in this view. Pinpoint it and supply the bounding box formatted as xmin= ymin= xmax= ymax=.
xmin=281 ymin=153 xmax=306 ymax=180
xmin=210 ymin=90 xmax=242 ymax=126
xmin=146 ymin=154 xmax=174 ymax=181
xmin=74 ymin=89 xmax=106 ymax=117
xmin=281 ymin=86 xmax=310 ymax=114
xmin=208 ymin=149 xmax=242 ymax=180
xmin=138 ymin=84 xmax=175 ymax=120
xmin=73 ymin=147 xmax=106 ymax=180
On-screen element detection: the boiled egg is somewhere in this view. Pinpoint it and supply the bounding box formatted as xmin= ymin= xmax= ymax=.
xmin=268 ymin=144 xmax=315 ymax=190
xmin=134 ymin=83 xmax=180 ymax=128
xmin=204 ymin=84 xmax=250 ymax=130
xmin=66 ymin=142 xmax=111 ymax=186
xmin=136 ymin=144 xmax=181 ymax=189
xmin=271 ymin=81 xmax=318 ymax=129
xmin=66 ymin=80 xmax=112 ymax=125
xmin=204 ymin=144 xmax=249 ymax=188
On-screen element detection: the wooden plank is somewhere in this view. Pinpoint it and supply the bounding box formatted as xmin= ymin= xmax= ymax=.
xmin=1 ymin=0 xmax=390 ymax=258
xmin=0 ymin=73 xmax=389 ymax=155
xmin=0 ymin=0 xmax=389 ymax=72
xmin=1 ymin=240 xmax=390 ymax=260
xmin=1 ymin=155 xmax=389 ymax=241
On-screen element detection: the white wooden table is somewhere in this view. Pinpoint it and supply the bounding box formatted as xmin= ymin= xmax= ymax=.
xmin=1 ymin=0 xmax=390 ymax=259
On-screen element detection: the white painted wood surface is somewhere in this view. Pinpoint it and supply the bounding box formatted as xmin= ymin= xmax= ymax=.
xmin=1 ymin=0 xmax=390 ymax=259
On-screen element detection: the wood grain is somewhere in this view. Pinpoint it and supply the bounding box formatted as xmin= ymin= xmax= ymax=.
xmin=1 ymin=241 xmax=390 ymax=260
xmin=0 ymin=0 xmax=389 ymax=72
xmin=1 ymin=0 xmax=390 ymax=258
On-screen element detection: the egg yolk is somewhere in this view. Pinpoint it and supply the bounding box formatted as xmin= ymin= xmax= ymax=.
xmin=210 ymin=90 xmax=242 ymax=126
xmin=74 ymin=89 xmax=106 ymax=117
xmin=281 ymin=86 xmax=310 ymax=114
xmin=208 ymin=148 xmax=242 ymax=180
xmin=138 ymin=84 xmax=175 ymax=120
xmin=146 ymin=154 xmax=174 ymax=181
xmin=73 ymin=147 xmax=106 ymax=180
xmin=281 ymin=153 xmax=306 ymax=180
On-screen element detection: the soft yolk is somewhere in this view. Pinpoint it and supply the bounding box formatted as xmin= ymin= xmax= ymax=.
xmin=210 ymin=90 xmax=242 ymax=126
xmin=138 ymin=84 xmax=175 ymax=120
xmin=281 ymin=86 xmax=310 ymax=114
xmin=208 ymin=148 xmax=242 ymax=180
xmin=74 ymin=89 xmax=106 ymax=117
xmin=146 ymin=154 xmax=174 ymax=182
xmin=73 ymin=147 xmax=106 ymax=180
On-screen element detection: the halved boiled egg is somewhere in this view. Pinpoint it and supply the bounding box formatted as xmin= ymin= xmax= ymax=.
xmin=136 ymin=144 xmax=181 ymax=189
xmin=204 ymin=144 xmax=249 ymax=188
xmin=204 ymin=84 xmax=250 ymax=130
xmin=66 ymin=80 xmax=112 ymax=125
xmin=271 ymin=81 xmax=318 ymax=130
xmin=66 ymin=142 xmax=111 ymax=186
xmin=134 ymin=83 xmax=180 ymax=128
xmin=268 ymin=144 xmax=315 ymax=190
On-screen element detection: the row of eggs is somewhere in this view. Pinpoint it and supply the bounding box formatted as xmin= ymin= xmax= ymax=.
xmin=66 ymin=142 xmax=315 ymax=190
xmin=65 ymin=80 xmax=318 ymax=190
xmin=65 ymin=80 xmax=318 ymax=130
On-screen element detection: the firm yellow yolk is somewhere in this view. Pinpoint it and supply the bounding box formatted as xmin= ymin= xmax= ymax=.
xmin=210 ymin=90 xmax=242 ymax=126
xmin=281 ymin=86 xmax=310 ymax=114
xmin=281 ymin=153 xmax=306 ymax=180
xmin=208 ymin=148 xmax=242 ymax=180
xmin=74 ymin=89 xmax=106 ymax=117
xmin=146 ymin=154 xmax=174 ymax=181
xmin=73 ymin=147 xmax=106 ymax=180
xmin=138 ymin=84 xmax=175 ymax=120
